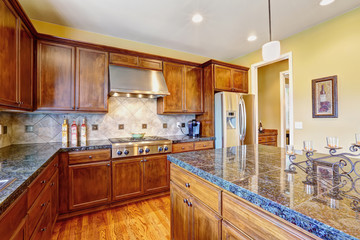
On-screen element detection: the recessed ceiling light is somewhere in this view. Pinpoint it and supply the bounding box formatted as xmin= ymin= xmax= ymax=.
xmin=247 ymin=35 xmax=257 ymax=42
xmin=320 ymin=0 xmax=335 ymax=6
xmin=192 ymin=14 xmax=203 ymax=23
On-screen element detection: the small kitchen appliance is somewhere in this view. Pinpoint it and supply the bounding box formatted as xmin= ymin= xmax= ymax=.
xmin=109 ymin=136 xmax=172 ymax=158
xmin=188 ymin=119 xmax=200 ymax=137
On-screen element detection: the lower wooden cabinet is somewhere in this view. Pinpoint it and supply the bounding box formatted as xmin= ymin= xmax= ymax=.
xmin=222 ymin=221 xmax=251 ymax=240
xmin=144 ymin=155 xmax=170 ymax=194
xmin=112 ymin=155 xmax=170 ymax=201
xmin=10 ymin=217 xmax=27 ymax=240
xmin=69 ymin=161 xmax=111 ymax=210
xmin=50 ymin=170 xmax=59 ymax=225
xmin=112 ymin=157 xmax=144 ymax=201
xmin=170 ymin=182 xmax=221 ymax=240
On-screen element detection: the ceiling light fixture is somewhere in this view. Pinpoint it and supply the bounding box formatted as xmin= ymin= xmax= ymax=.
xmin=247 ymin=35 xmax=257 ymax=42
xmin=192 ymin=14 xmax=203 ymax=23
xmin=262 ymin=0 xmax=280 ymax=62
xmin=320 ymin=0 xmax=335 ymax=6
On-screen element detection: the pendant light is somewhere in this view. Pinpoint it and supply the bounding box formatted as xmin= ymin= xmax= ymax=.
xmin=262 ymin=0 xmax=280 ymax=61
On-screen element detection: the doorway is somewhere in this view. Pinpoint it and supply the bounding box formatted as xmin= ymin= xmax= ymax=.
xmin=250 ymin=52 xmax=294 ymax=147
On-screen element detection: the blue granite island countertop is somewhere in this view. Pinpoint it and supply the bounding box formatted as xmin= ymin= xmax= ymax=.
xmin=0 ymin=140 xmax=111 ymax=215
xmin=167 ymin=144 xmax=360 ymax=240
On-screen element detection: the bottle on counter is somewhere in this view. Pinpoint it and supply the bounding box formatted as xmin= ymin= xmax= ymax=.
xmin=71 ymin=121 xmax=78 ymax=145
xmin=259 ymin=121 xmax=263 ymax=133
xmin=80 ymin=118 xmax=87 ymax=145
xmin=62 ymin=118 xmax=68 ymax=146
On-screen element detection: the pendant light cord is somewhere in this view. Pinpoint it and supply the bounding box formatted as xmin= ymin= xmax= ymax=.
xmin=268 ymin=0 xmax=272 ymax=41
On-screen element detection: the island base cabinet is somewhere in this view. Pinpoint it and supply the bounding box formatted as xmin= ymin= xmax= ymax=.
xmin=69 ymin=161 xmax=111 ymax=210
xmin=170 ymin=182 xmax=221 ymax=240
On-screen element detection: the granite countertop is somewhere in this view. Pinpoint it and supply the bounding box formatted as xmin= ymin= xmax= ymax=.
xmin=166 ymin=135 xmax=215 ymax=144
xmin=0 ymin=140 xmax=111 ymax=215
xmin=168 ymin=144 xmax=360 ymax=240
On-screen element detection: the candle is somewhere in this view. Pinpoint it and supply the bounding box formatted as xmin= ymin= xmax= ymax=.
xmin=286 ymin=145 xmax=294 ymax=155
xmin=356 ymin=134 xmax=360 ymax=145
xmin=326 ymin=137 xmax=339 ymax=148
xmin=303 ymin=141 xmax=313 ymax=152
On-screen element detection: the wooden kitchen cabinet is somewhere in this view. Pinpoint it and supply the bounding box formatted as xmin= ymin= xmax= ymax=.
xmin=0 ymin=0 xmax=33 ymax=110
xmin=170 ymin=182 xmax=221 ymax=240
xmin=222 ymin=221 xmax=251 ymax=240
xmin=144 ymin=155 xmax=170 ymax=194
xmin=112 ymin=157 xmax=144 ymax=201
xmin=75 ymin=48 xmax=108 ymax=112
xmin=110 ymin=52 xmax=163 ymax=71
xmin=37 ymin=41 xmax=75 ymax=111
xmin=214 ymin=64 xmax=248 ymax=93
xmin=69 ymin=161 xmax=111 ymax=210
xmin=158 ymin=62 xmax=203 ymax=114
xmin=49 ymin=170 xmax=59 ymax=226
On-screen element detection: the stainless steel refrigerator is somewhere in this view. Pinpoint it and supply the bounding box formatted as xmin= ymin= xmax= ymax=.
xmin=215 ymin=92 xmax=256 ymax=148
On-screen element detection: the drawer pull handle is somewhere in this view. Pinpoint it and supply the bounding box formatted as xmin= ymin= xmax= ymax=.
xmin=41 ymin=227 xmax=47 ymax=232
xmin=54 ymin=163 xmax=58 ymax=167
xmin=107 ymin=163 xmax=110 ymax=166
xmin=203 ymin=144 xmax=207 ymax=147
xmin=89 ymin=156 xmax=93 ymax=159
xmin=41 ymin=202 xmax=46 ymax=207
xmin=185 ymin=183 xmax=190 ymax=188
xmin=41 ymin=180 xmax=46 ymax=184
xmin=187 ymin=201 xmax=192 ymax=207
xmin=51 ymin=182 xmax=55 ymax=186
xmin=143 ymin=159 xmax=147 ymax=162
xmin=181 ymin=147 xmax=185 ymax=149
xmin=183 ymin=198 xmax=188 ymax=204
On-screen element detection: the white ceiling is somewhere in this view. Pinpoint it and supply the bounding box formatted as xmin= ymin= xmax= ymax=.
xmin=19 ymin=0 xmax=360 ymax=60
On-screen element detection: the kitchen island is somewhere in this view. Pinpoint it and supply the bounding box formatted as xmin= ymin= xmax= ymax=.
xmin=167 ymin=144 xmax=359 ymax=240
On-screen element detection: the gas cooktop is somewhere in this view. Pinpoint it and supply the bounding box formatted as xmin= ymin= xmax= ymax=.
xmin=109 ymin=136 xmax=172 ymax=158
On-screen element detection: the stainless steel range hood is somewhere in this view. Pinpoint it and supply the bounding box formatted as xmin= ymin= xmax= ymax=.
xmin=109 ymin=65 xmax=170 ymax=98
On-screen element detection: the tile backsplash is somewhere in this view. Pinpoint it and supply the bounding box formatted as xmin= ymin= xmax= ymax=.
xmin=0 ymin=97 xmax=194 ymax=147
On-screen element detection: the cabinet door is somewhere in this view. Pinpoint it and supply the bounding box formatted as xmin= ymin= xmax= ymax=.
xmin=37 ymin=41 xmax=75 ymax=110
xmin=69 ymin=161 xmax=111 ymax=210
xmin=191 ymin=197 xmax=222 ymax=240
xmin=184 ymin=66 xmax=203 ymax=113
xmin=112 ymin=158 xmax=143 ymax=201
xmin=171 ymin=182 xmax=190 ymax=240
xmin=0 ymin=0 xmax=18 ymax=107
xmin=18 ymin=22 xmax=33 ymax=110
xmin=222 ymin=221 xmax=251 ymax=240
xmin=144 ymin=155 xmax=169 ymax=194
xmin=76 ymin=48 xmax=108 ymax=112
xmin=162 ymin=62 xmax=184 ymax=113
xmin=49 ymin=170 xmax=59 ymax=226
xmin=214 ymin=65 xmax=232 ymax=91
xmin=9 ymin=218 xmax=27 ymax=240
xmin=232 ymin=69 xmax=248 ymax=93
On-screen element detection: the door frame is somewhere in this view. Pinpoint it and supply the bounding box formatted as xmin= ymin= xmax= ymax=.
xmin=250 ymin=52 xmax=294 ymax=146
xmin=279 ymin=70 xmax=293 ymax=148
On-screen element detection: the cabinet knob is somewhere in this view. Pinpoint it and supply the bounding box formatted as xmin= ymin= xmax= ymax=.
xmin=203 ymin=144 xmax=207 ymax=147
xmin=143 ymin=159 xmax=147 ymax=162
xmin=185 ymin=183 xmax=190 ymax=188
xmin=187 ymin=201 xmax=192 ymax=207
xmin=50 ymin=182 xmax=55 ymax=186
xmin=89 ymin=156 xmax=93 ymax=159
xmin=54 ymin=163 xmax=58 ymax=167
xmin=41 ymin=180 xmax=46 ymax=184
xmin=107 ymin=163 xmax=110 ymax=166
xmin=41 ymin=202 xmax=46 ymax=207
xmin=40 ymin=227 xmax=47 ymax=232
xmin=183 ymin=198 xmax=188 ymax=204
xmin=181 ymin=147 xmax=185 ymax=150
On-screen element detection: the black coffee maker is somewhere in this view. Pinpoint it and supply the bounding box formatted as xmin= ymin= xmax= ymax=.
xmin=187 ymin=119 xmax=200 ymax=137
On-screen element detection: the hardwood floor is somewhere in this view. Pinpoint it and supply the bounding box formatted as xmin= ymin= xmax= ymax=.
xmin=51 ymin=196 xmax=170 ymax=240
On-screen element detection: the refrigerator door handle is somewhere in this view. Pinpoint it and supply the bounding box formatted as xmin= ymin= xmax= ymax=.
xmin=239 ymin=98 xmax=246 ymax=142
xmin=242 ymin=98 xmax=247 ymax=141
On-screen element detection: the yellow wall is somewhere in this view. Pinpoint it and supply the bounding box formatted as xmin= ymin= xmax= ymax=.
xmin=31 ymin=19 xmax=209 ymax=64
xmin=258 ymin=60 xmax=288 ymax=146
xmin=230 ymin=7 xmax=360 ymax=152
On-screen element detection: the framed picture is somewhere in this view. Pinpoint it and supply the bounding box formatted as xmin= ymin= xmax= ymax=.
xmin=312 ymin=76 xmax=338 ymax=118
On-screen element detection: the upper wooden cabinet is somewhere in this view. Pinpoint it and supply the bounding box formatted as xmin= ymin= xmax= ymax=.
xmin=158 ymin=62 xmax=203 ymax=114
xmin=214 ymin=64 xmax=248 ymax=93
xmin=109 ymin=52 xmax=162 ymax=71
xmin=76 ymin=48 xmax=108 ymax=112
xmin=37 ymin=41 xmax=108 ymax=112
xmin=37 ymin=41 xmax=75 ymax=111
xmin=0 ymin=0 xmax=33 ymax=110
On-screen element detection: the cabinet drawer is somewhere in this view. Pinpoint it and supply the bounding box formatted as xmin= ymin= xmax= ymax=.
xmin=109 ymin=53 xmax=138 ymax=67
xmin=258 ymin=135 xmax=276 ymax=143
xmin=30 ymin=204 xmax=52 ymax=240
xmin=138 ymin=57 xmax=162 ymax=70
xmin=172 ymin=142 xmax=194 ymax=153
xmin=222 ymin=192 xmax=318 ymax=240
xmin=194 ymin=141 xmax=214 ymax=150
xmin=28 ymin=184 xmax=51 ymax=237
xmin=68 ymin=149 xmax=111 ymax=165
xmin=28 ymin=156 xmax=58 ymax=208
xmin=171 ymin=165 xmax=221 ymax=213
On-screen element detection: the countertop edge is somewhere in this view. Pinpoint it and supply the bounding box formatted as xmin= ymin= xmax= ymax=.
xmin=167 ymin=155 xmax=358 ymax=240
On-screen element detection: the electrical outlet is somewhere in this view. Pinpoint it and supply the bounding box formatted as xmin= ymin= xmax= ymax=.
xmin=181 ymin=123 xmax=186 ymax=128
xmin=163 ymin=123 xmax=167 ymax=129
xmin=118 ymin=124 xmax=124 ymax=130
xmin=25 ymin=125 xmax=34 ymax=133
xmin=142 ymin=124 xmax=147 ymax=129
xmin=92 ymin=124 xmax=98 ymax=131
